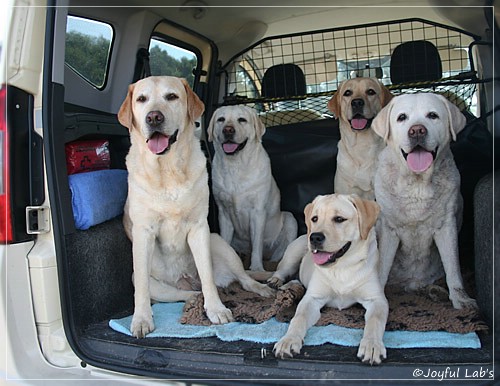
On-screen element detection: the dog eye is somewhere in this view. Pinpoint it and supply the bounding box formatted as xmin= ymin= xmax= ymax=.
xmin=136 ymin=95 xmax=147 ymax=103
xmin=333 ymin=216 xmax=346 ymax=223
xmin=427 ymin=111 xmax=439 ymax=120
xmin=343 ymin=90 xmax=353 ymax=97
xmin=397 ymin=113 xmax=407 ymax=122
xmin=217 ymin=117 xmax=225 ymax=123
xmin=238 ymin=117 xmax=247 ymax=123
xmin=366 ymin=88 xmax=376 ymax=96
xmin=311 ymin=215 xmax=318 ymax=223
xmin=165 ymin=93 xmax=179 ymax=101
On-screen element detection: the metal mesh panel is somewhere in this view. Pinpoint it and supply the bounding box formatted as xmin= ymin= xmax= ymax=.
xmin=222 ymin=19 xmax=479 ymax=127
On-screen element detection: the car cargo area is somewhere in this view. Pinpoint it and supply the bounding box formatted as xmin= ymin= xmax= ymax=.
xmin=41 ymin=3 xmax=496 ymax=383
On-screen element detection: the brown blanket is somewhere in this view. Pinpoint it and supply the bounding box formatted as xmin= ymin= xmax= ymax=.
xmin=181 ymin=280 xmax=487 ymax=334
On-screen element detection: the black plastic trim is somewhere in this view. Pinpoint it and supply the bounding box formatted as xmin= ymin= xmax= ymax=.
xmin=6 ymin=85 xmax=43 ymax=242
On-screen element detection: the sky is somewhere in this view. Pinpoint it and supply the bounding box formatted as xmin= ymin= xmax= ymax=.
xmin=0 ymin=2 xmax=8 ymax=49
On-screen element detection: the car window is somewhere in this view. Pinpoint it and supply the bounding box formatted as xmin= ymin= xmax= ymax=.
xmin=65 ymin=15 xmax=113 ymax=89
xmin=149 ymin=38 xmax=198 ymax=87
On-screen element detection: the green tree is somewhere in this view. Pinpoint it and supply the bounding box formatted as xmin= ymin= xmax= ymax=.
xmin=149 ymin=45 xmax=197 ymax=85
xmin=65 ymin=31 xmax=197 ymax=87
xmin=65 ymin=31 xmax=110 ymax=87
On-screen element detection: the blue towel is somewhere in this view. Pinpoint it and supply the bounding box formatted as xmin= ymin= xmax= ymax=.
xmin=69 ymin=169 xmax=128 ymax=230
xmin=109 ymin=302 xmax=481 ymax=349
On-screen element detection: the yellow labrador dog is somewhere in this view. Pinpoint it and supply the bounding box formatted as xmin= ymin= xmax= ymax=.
xmin=270 ymin=194 xmax=388 ymax=365
xmin=208 ymin=105 xmax=298 ymax=271
xmin=328 ymin=77 xmax=393 ymax=200
xmin=118 ymin=76 xmax=273 ymax=338
xmin=372 ymin=93 xmax=476 ymax=309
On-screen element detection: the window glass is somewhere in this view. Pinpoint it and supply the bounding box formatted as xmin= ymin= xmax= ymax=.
xmin=235 ymin=65 xmax=259 ymax=99
xmin=65 ymin=15 xmax=113 ymax=88
xmin=149 ymin=39 xmax=198 ymax=87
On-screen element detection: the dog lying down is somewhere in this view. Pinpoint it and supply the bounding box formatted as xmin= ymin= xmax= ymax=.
xmin=372 ymin=92 xmax=477 ymax=309
xmin=269 ymin=194 xmax=388 ymax=365
xmin=117 ymin=76 xmax=274 ymax=338
xmin=208 ymin=105 xmax=298 ymax=271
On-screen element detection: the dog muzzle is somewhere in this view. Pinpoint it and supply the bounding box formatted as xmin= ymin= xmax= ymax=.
xmin=401 ymin=145 xmax=438 ymax=173
xmin=311 ymin=242 xmax=352 ymax=266
xmin=146 ymin=130 xmax=178 ymax=155
xmin=222 ymin=139 xmax=248 ymax=155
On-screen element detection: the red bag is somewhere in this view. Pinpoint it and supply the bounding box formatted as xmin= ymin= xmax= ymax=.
xmin=65 ymin=139 xmax=111 ymax=175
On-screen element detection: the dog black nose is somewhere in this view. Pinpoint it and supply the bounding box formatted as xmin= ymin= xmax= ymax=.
xmin=408 ymin=124 xmax=427 ymax=139
xmin=309 ymin=232 xmax=325 ymax=246
xmin=146 ymin=111 xmax=164 ymax=127
xmin=223 ymin=126 xmax=235 ymax=136
xmin=351 ymin=98 xmax=364 ymax=109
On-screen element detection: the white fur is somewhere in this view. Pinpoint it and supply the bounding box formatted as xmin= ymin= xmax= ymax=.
xmin=118 ymin=77 xmax=274 ymax=338
xmin=328 ymin=77 xmax=393 ymax=199
xmin=208 ymin=105 xmax=298 ymax=271
xmin=270 ymin=194 xmax=388 ymax=365
xmin=372 ymin=93 xmax=476 ymax=309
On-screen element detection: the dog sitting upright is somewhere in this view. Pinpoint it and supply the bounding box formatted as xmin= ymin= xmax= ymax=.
xmin=372 ymin=93 xmax=476 ymax=309
xmin=208 ymin=105 xmax=298 ymax=271
xmin=271 ymin=194 xmax=388 ymax=365
xmin=118 ymin=76 xmax=274 ymax=338
xmin=268 ymin=78 xmax=393 ymax=284
xmin=328 ymin=77 xmax=393 ymax=199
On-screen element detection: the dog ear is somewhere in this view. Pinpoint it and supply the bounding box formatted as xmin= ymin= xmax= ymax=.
xmin=437 ymin=94 xmax=466 ymax=141
xmin=371 ymin=98 xmax=393 ymax=143
xmin=348 ymin=195 xmax=380 ymax=240
xmin=206 ymin=109 xmax=218 ymax=142
xmin=253 ymin=110 xmax=266 ymax=140
xmin=379 ymin=83 xmax=394 ymax=107
xmin=327 ymin=86 xmax=342 ymax=118
xmin=117 ymin=83 xmax=135 ymax=131
xmin=303 ymin=202 xmax=314 ymax=234
xmin=182 ymin=79 xmax=205 ymax=123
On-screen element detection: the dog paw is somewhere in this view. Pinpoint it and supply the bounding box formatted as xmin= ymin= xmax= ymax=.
xmin=249 ymin=263 xmax=265 ymax=272
xmin=267 ymin=276 xmax=284 ymax=289
xmin=206 ymin=303 xmax=234 ymax=324
xmin=130 ymin=312 xmax=155 ymax=338
xmin=273 ymin=335 xmax=303 ymax=359
xmin=254 ymin=282 xmax=277 ymax=297
xmin=357 ymin=338 xmax=386 ymax=365
xmin=450 ymin=289 xmax=478 ymax=309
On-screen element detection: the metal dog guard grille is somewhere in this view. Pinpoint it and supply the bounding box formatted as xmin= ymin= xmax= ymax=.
xmin=222 ymin=19 xmax=481 ymax=127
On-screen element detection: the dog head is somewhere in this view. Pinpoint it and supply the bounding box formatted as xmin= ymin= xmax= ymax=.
xmin=118 ymin=76 xmax=204 ymax=155
xmin=207 ymin=105 xmax=265 ymax=156
xmin=303 ymin=194 xmax=380 ymax=267
xmin=372 ymin=93 xmax=466 ymax=174
xmin=328 ymin=77 xmax=393 ymax=132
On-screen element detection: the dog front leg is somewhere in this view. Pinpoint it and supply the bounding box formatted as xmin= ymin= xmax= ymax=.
xmin=358 ymin=297 xmax=389 ymax=365
xmin=130 ymin=226 xmax=156 ymax=338
xmin=273 ymin=295 xmax=324 ymax=358
xmin=376 ymin=216 xmax=400 ymax=287
xmin=217 ymin=205 xmax=234 ymax=245
xmin=249 ymin=210 xmax=267 ymax=271
xmin=188 ymin=223 xmax=234 ymax=324
xmin=268 ymin=234 xmax=308 ymax=288
xmin=433 ymin=221 xmax=477 ymax=309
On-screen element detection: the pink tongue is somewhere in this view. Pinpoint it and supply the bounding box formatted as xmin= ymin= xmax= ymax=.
xmin=351 ymin=118 xmax=368 ymax=130
xmin=147 ymin=132 xmax=170 ymax=154
xmin=407 ymin=148 xmax=433 ymax=173
xmin=223 ymin=143 xmax=239 ymax=154
xmin=312 ymin=251 xmax=332 ymax=265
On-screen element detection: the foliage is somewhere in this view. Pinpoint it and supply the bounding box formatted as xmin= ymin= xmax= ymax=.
xmin=65 ymin=31 xmax=111 ymax=87
xmin=65 ymin=31 xmax=197 ymax=87
xmin=149 ymin=45 xmax=196 ymax=85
